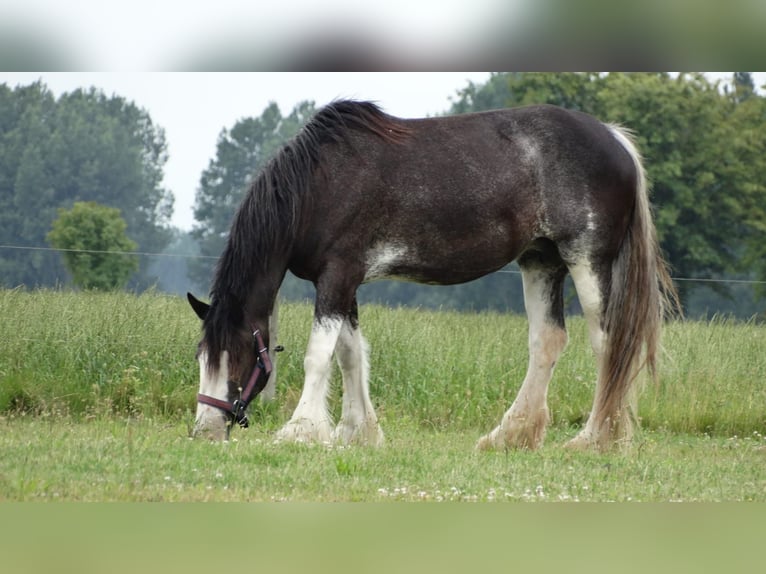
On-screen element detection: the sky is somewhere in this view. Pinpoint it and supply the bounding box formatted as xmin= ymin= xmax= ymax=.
xmin=0 ymin=72 xmax=492 ymax=230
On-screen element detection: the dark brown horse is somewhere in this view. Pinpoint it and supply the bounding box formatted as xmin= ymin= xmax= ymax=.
xmin=187 ymin=100 xmax=677 ymax=450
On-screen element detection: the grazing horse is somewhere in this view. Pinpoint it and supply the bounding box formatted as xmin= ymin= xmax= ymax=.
xmin=187 ymin=100 xmax=677 ymax=450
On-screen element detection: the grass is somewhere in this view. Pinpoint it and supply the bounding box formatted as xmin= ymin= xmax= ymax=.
xmin=2 ymin=416 xmax=764 ymax=502
xmin=1 ymin=288 xmax=765 ymax=501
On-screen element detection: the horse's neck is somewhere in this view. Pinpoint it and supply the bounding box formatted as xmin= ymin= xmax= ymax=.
xmin=244 ymin=267 xmax=285 ymax=322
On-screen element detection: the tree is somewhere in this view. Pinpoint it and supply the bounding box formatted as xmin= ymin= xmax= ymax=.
xmin=48 ymin=88 xmax=173 ymax=287
xmin=450 ymin=72 xmax=766 ymax=311
xmin=732 ymin=72 xmax=755 ymax=102
xmin=190 ymin=100 xmax=316 ymax=290
xmin=47 ymin=201 xmax=138 ymax=290
xmin=0 ymin=81 xmax=172 ymax=288
xmin=596 ymin=73 xmax=766 ymax=303
xmin=0 ymin=81 xmax=62 ymax=286
xmin=449 ymin=72 xmax=521 ymax=114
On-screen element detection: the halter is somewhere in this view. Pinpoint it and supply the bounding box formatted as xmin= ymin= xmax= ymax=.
xmin=196 ymin=327 xmax=278 ymax=428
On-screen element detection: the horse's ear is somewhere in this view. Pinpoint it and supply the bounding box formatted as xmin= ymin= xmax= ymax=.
xmin=187 ymin=292 xmax=210 ymax=321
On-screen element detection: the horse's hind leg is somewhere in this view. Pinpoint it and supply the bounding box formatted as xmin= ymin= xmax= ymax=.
xmin=333 ymin=300 xmax=384 ymax=446
xmin=566 ymin=260 xmax=634 ymax=451
xmin=477 ymin=255 xmax=568 ymax=451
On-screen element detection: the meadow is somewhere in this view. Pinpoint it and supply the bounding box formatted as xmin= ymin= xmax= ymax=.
xmin=1 ymin=288 xmax=764 ymax=501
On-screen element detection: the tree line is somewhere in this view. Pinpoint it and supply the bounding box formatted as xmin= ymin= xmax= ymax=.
xmin=1 ymin=74 xmax=765 ymax=317
xmin=0 ymin=81 xmax=171 ymax=289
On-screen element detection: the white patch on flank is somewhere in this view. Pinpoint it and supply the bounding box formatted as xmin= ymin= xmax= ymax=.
xmin=516 ymin=134 xmax=540 ymax=165
xmin=275 ymin=316 xmax=343 ymax=443
xmin=364 ymin=243 xmax=410 ymax=281
xmin=586 ymin=209 xmax=598 ymax=232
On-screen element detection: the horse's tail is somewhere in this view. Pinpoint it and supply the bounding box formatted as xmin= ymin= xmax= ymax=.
xmin=598 ymin=125 xmax=680 ymax=438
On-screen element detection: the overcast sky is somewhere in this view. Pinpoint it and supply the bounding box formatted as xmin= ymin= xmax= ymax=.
xmin=0 ymin=72 xmax=493 ymax=230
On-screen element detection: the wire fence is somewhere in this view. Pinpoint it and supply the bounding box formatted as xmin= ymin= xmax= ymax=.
xmin=2 ymin=243 xmax=766 ymax=287
xmin=0 ymin=244 xmax=216 ymax=260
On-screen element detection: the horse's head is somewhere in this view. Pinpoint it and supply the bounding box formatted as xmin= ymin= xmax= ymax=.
xmin=187 ymin=292 xmax=274 ymax=441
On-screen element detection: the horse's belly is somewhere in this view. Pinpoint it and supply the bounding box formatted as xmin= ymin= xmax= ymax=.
xmin=363 ymin=240 xmax=516 ymax=285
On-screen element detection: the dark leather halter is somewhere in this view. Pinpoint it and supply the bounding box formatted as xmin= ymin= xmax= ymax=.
xmin=196 ymin=327 xmax=277 ymax=428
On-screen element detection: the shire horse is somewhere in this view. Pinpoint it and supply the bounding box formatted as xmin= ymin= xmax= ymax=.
xmin=187 ymin=100 xmax=677 ymax=451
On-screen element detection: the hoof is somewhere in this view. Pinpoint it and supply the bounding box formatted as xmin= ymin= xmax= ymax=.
xmin=477 ymin=408 xmax=549 ymax=451
xmin=333 ymin=418 xmax=385 ymax=446
xmin=564 ymin=432 xmax=595 ymax=451
xmin=476 ymin=423 xmax=546 ymax=451
xmin=565 ymin=429 xmax=621 ymax=452
xmin=476 ymin=431 xmax=502 ymax=451
xmin=275 ymin=417 xmax=333 ymax=444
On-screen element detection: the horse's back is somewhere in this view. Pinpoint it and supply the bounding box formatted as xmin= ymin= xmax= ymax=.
xmin=294 ymin=104 xmax=637 ymax=285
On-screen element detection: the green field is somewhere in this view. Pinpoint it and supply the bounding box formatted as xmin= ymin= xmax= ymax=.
xmin=1 ymin=289 xmax=764 ymax=501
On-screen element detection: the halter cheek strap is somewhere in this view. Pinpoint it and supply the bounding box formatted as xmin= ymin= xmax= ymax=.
xmin=197 ymin=328 xmax=274 ymax=428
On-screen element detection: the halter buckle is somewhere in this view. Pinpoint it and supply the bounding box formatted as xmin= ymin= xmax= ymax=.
xmin=232 ymin=399 xmax=250 ymax=428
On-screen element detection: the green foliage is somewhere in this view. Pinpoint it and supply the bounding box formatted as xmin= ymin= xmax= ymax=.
xmin=47 ymin=201 xmax=139 ymax=290
xmin=596 ymin=73 xmax=766 ymax=302
xmin=450 ymin=72 xmax=766 ymax=308
xmin=190 ymin=100 xmax=316 ymax=290
xmin=0 ymin=81 xmax=172 ymax=288
xmin=732 ymin=72 xmax=756 ymax=102
xmin=449 ymin=72 xmax=521 ymax=113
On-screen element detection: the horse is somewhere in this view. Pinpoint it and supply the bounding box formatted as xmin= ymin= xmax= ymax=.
xmin=187 ymin=99 xmax=678 ymax=451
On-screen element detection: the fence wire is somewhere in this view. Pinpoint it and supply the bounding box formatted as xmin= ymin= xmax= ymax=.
xmin=2 ymin=243 xmax=766 ymax=286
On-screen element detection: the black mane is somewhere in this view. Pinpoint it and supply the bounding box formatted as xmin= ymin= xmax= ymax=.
xmin=201 ymin=100 xmax=409 ymax=368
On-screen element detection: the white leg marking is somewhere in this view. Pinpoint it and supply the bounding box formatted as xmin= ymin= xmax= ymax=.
xmin=193 ymin=350 xmax=231 ymax=440
xmin=333 ymin=320 xmax=384 ymax=446
xmin=570 ymin=260 xmax=605 ymax=360
xmin=275 ymin=317 xmax=342 ymax=443
xmin=477 ymin=268 xmax=567 ymax=450
xmin=566 ymin=260 xmax=611 ymax=450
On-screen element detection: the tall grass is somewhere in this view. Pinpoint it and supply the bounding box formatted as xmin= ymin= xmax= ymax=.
xmin=0 ymin=289 xmax=197 ymax=419
xmin=1 ymin=289 xmax=764 ymax=437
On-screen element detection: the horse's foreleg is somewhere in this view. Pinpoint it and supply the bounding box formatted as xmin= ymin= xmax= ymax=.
xmin=275 ymin=315 xmax=341 ymax=443
xmin=333 ymin=314 xmax=384 ymax=446
xmin=477 ymin=263 xmax=567 ymax=451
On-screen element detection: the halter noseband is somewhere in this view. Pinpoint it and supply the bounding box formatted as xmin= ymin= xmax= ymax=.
xmin=197 ymin=327 xmax=278 ymax=428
